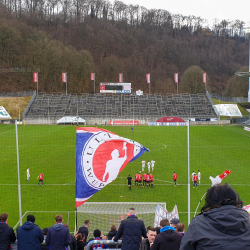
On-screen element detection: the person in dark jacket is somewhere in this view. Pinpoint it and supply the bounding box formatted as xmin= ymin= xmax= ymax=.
xmin=17 ymin=214 xmax=44 ymax=250
xmin=78 ymin=220 xmax=90 ymax=242
xmin=64 ymin=223 xmax=78 ymax=250
xmin=76 ymin=233 xmax=86 ymax=250
xmin=0 ymin=213 xmax=16 ymax=250
xmin=180 ymin=183 xmax=250 ymax=250
xmin=139 ymin=226 xmax=157 ymax=250
xmin=113 ymin=208 xmax=147 ymax=250
xmin=40 ymin=228 xmax=48 ymax=250
xmin=107 ymin=225 xmax=117 ymax=240
xmin=46 ymin=214 xmax=71 ymax=250
xmin=151 ymin=219 xmax=182 ymax=250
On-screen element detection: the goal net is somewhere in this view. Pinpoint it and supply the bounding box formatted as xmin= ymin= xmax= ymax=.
xmin=76 ymin=202 xmax=166 ymax=235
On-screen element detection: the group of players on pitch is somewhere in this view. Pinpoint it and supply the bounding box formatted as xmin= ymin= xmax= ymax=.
xmin=127 ymin=159 xmax=155 ymax=190
xmin=173 ymin=170 xmax=201 ymax=187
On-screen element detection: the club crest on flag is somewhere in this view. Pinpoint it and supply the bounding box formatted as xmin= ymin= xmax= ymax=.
xmin=75 ymin=127 xmax=149 ymax=207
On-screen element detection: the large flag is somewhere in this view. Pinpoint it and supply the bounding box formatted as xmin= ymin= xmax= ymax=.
xmin=62 ymin=73 xmax=67 ymax=82
xmin=209 ymin=170 xmax=231 ymax=187
xmin=203 ymin=73 xmax=206 ymax=83
xmin=75 ymin=127 xmax=149 ymax=207
xmin=174 ymin=73 xmax=178 ymax=83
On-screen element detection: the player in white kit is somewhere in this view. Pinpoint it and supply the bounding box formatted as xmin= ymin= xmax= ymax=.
xmin=147 ymin=160 xmax=151 ymax=172
xmin=141 ymin=159 xmax=146 ymax=172
xmin=26 ymin=167 xmax=30 ymax=181
xmin=197 ymin=170 xmax=201 ymax=185
xmin=151 ymin=159 xmax=155 ymax=172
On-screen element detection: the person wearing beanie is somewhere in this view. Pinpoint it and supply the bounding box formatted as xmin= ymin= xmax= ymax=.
xmin=0 ymin=213 xmax=16 ymax=250
xmin=17 ymin=214 xmax=44 ymax=250
xmin=87 ymin=229 xmax=108 ymax=249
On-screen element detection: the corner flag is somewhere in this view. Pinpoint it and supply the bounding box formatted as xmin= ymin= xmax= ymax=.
xmin=75 ymin=127 xmax=149 ymax=207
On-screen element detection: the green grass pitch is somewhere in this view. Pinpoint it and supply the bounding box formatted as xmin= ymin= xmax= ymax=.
xmin=0 ymin=124 xmax=250 ymax=232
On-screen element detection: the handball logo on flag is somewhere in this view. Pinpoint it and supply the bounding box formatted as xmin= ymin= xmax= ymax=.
xmin=75 ymin=127 xmax=149 ymax=207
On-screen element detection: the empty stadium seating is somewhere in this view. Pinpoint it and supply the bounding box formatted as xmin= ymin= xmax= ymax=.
xmin=24 ymin=93 xmax=217 ymax=120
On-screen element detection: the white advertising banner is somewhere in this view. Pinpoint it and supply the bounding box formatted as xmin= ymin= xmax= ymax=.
xmin=213 ymin=104 xmax=242 ymax=117
xmin=0 ymin=106 xmax=11 ymax=119
xmin=154 ymin=204 xmax=179 ymax=227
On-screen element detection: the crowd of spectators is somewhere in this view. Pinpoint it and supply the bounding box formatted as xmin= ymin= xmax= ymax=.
xmin=1 ymin=184 xmax=250 ymax=250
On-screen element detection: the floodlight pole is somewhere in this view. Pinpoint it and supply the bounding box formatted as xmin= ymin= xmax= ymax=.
xmin=15 ymin=120 xmax=22 ymax=226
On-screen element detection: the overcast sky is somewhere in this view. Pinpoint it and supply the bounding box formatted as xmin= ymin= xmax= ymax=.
xmin=110 ymin=0 xmax=250 ymax=27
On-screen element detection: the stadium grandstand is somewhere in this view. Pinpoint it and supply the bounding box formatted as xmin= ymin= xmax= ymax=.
xmin=23 ymin=92 xmax=217 ymax=124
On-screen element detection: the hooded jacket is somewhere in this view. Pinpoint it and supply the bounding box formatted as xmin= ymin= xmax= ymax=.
xmin=107 ymin=229 xmax=117 ymax=240
xmin=151 ymin=226 xmax=182 ymax=250
xmin=180 ymin=205 xmax=250 ymax=250
xmin=17 ymin=221 xmax=44 ymax=250
xmin=46 ymin=223 xmax=71 ymax=250
xmin=0 ymin=222 xmax=16 ymax=250
xmin=113 ymin=215 xmax=147 ymax=250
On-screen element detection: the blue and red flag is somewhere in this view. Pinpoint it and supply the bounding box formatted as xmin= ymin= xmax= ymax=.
xmin=75 ymin=127 xmax=149 ymax=207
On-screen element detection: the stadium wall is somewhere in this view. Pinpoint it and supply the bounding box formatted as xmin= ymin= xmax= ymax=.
xmin=22 ymin=117 xmax=231 ymax=125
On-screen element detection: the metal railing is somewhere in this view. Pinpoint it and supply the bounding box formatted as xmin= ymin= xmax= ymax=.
xmin=209 ymin=92 xmax=248 ymax=103
xmin=85 ymin=240 xmax=122 ymax=250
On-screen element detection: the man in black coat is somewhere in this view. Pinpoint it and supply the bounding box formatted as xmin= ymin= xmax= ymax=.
xmin=113 ymin=208 xmax=147 ymax=250
xmin=78 ymin=220 xmax=90 ymax=242
xmin=151 ymin=219 xmax=182 ymax=250
xmin=0 ymin=213 xmax=16 ymax=250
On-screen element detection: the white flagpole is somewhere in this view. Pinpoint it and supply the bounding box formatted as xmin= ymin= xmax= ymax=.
xmin=187 ymin=120 xmax=190 ymax=225
xmin=15 ymin=120 xmax=22 ymax=226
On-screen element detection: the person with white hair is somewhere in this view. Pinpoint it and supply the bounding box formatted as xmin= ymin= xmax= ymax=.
xmin=113 ymin=208 xmax=147 ymax=250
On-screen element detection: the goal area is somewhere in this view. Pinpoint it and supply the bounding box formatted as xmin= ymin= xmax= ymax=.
xmin=76 ymin=202 xmax=166 ymax=234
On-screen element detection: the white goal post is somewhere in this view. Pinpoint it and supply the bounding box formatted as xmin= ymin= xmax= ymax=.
xmin=76 ymin=202 xmax=166 ymax=234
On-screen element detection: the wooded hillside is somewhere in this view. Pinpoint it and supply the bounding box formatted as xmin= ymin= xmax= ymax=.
xmin=0 ymin=0 xmax=248 ymax=96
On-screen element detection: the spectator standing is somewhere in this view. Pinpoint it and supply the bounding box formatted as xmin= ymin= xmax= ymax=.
xmin=176 ymin=223 xmax=185 ymax=236
xmin=139 ymin=226 xmax=157 ymax=250
xmin=107 ymin=225 xmax=117 ymax=240
xmin=151 ymin=219 xmax=182 ymax=250
xmin=88 ymin=229 xmax=108 ymax=249
xmin=0 ymin=213 xmax=16 ymax=250
xmin=78 ymin=220 xmax=90 ymax=242
xmin=76 ymin=234 xmax=86 ymax=250
xmin=46 ymin=214 xmax=71 ymax=250
xmin=113 ymin=207 xmax=147 ymax=250
xmin=170 ymin=218 xmax=180 ymax=229
xmin=17 ymin=214 xmax=44 ymax=250
xmin=180 ymin=183 xmax=250 ymax=250
xmin=64 ymin=223 xmax=78 ymax=250
xmin=40 ymin=228 xmax=48 ymax=250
